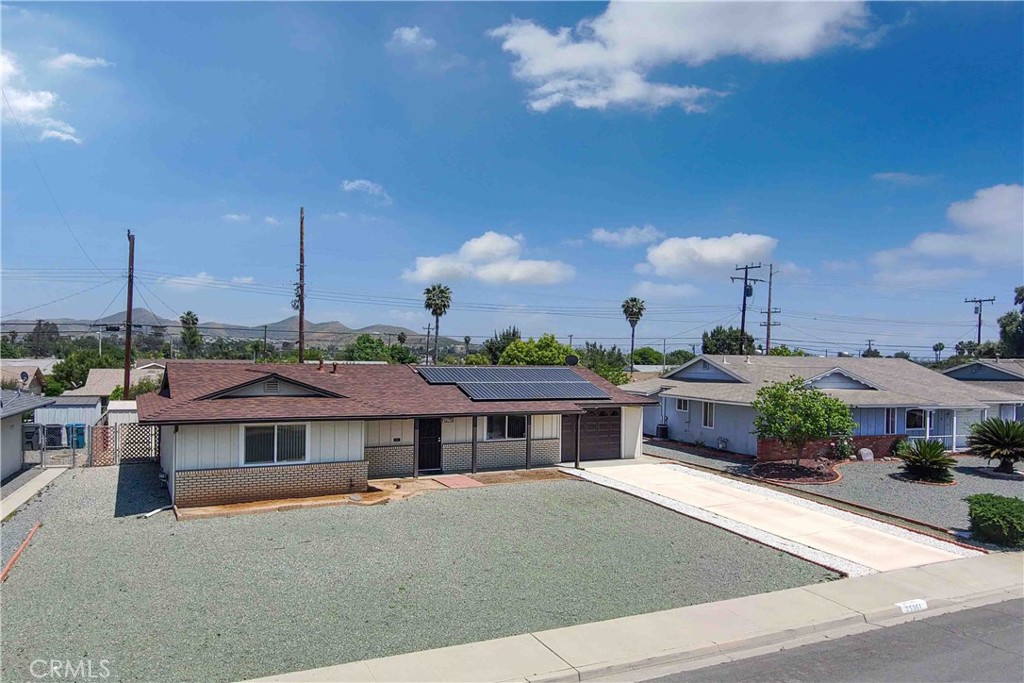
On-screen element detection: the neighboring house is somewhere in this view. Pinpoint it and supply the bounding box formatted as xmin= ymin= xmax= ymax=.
xmin=33 ymin=396 xmax=103 ymax=446
xmin=624 ymin=355 xmax=1023 ymax=458
xmin=0 ymin=358 xmax=62 ymax=376
xmin=942 ymin=359 xmax=1024 ymax=421
xmin=106 ymin=400 xmax=139 ymax=426
xmin=1 ymin=390 xmax=55 ymax=480
xmin=64 ymin=366 xmax=165 ymax=405
xmin=138 ymin=361 xmax=653 ymax=508
xmin=0 ymin=365 xmax=46 ymax=395
xmin=626 ymin=364 xmax=681 ymax=383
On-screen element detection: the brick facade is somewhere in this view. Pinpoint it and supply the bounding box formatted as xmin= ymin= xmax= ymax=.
xmin=757 ymin=434 xmax=906 ymax=462
xmin=174 ymin=460 xmax=368 ymax=508
xmin=530 ymin=438 xmax=561 ymax=466
xmin=442 ymin=443 xmax=473 ymax=472
xmin=365 ymin=445 xmax=415 ymax=478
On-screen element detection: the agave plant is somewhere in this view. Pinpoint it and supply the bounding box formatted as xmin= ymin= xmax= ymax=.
xmin=967 ymin=418 xmax=1024 ymax=474
xmin=899 ymin=439 xmax=957 ymax=483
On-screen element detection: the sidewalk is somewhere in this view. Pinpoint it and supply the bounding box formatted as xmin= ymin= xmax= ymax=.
xmin=571 ymin=462 xmax=980 ymax=575
xmin=245 ymin=551 xmax=1023 ymax=683
xmin=0 ymin=467 xmax=66 ymax=519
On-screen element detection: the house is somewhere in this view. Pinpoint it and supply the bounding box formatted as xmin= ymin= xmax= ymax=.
xmin=33 ymin=396 xmax=103 ymax=446
xmin=137 ymin=361 xmax=653 ymax=508
xmin=0 ymin=358 xmax=62 ymax=376
xmin=63 ymin=366 xmax=165 ymax=405
xmin=624 ymin=355 xmax=1024 ymax=458
xmin=942 ymin=359 xmax=1024 ymax=421
xmin=0 ymin=365 xmax=46 ymax=395
xmin=1 ymin=390 xmax=55 ymax=481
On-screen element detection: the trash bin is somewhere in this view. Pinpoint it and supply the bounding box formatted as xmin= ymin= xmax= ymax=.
xmin=65 ymin=423 xmax=87 ymax=449
xmin=43 ymin=424 xmax=64 ymax=448
xmin=22 ymin=423 xmax=42 ymax=450
xmin=656 ymin=423 xmax=669 ymax=439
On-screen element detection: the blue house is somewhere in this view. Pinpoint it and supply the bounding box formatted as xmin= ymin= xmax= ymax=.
xmin=942 ymin=359 xmax=1024 ymax=422
xmin=624 ymin=355 xmax=1023 ymax=457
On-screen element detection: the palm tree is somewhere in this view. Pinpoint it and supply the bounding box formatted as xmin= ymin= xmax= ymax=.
xmin=397 ymin=332 xmax=407 ymax=346
xmin=423 ymin=283 xmax=452 ymax=365
xmin=967 ymin=418 xmax=1024 ymax=474
xmin=932 ymin=342 xmax=945 ymax=363
xmin=621 ymin=297 xmax=646 ymax=373
xmin=463 ymin=335 xmax=472 ymax=355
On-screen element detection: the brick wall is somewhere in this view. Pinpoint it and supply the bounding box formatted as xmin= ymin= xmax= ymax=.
xmin=757 ymin=434 xmax=906 ymax=462
xmin=530 ymin=438 xmax=560 ymax=466
xmin=366 ymin=445 xmax=415 ymax=478
xmin=442 ymin=443 xmax=473 ymax=472
xmin=174 ymin=461 xmax=368 ymax=508
xmin=476 ymin=440 xmax=527 ymax=470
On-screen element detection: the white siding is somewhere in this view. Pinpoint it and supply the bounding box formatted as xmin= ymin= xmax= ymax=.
xmin=365 ymin=419 xmax=414 ymax=447
xmin=531 ymin=414 xmax=560 ymax=439
xmin=1 ymin=415 xmax=24 ymax=481
xmin=442 ymin=417 xmax=475 ymax=444
xmin=621 ymin=406 xmax=643 ymax=459
xmin=108 ymin=409 xmax=139 ymax=426
xmin=174 ymin=421 xmax=364 ymax=471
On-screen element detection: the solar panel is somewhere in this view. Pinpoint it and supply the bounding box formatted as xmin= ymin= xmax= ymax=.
xmin=418 ymin=366 xmax=583 ymax=384
xmin=459 ymin=381 xmax=609 ymax=401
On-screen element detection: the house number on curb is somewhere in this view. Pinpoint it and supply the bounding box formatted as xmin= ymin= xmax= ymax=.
xmin=894 ymin=599 xmax=928 ymax=614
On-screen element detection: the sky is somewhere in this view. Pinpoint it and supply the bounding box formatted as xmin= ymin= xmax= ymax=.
xmin=2 ymin=1 xmax=1022 ymax=357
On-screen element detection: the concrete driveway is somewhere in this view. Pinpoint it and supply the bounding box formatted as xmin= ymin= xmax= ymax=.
xmin=572 ymin=462 xmax=980 ymax=574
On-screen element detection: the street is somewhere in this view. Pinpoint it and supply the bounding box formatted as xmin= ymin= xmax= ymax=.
xmin=646 ymin=599 xmax=1024 ymax=683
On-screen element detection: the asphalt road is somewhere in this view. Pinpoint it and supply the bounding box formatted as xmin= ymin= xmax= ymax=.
xmin=646 ymin=599 xmax=1024 ymax=683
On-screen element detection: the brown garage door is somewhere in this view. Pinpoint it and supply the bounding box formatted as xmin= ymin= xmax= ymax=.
xmin=579 ymin=408 xmax=620 ymax=460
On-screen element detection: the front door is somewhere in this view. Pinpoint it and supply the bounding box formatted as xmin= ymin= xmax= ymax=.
xmin=417 ymin=418 xmax=442 ymax=471
xmin=561 ymin=414 xmax=578 ymax=462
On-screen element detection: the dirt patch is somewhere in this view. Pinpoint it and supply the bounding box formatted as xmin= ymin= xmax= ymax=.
xmin=750 ymin=460 xmax=841 ymax=485
xmin=469 ymin=469 xmax=570 ymax=485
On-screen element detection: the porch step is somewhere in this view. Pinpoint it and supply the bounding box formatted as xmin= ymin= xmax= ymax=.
xmin=431 ymin=474 xmax=486 ymax=489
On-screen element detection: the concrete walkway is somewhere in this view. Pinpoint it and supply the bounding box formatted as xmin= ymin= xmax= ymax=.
xmin=245 ymin=551 xmax=1023 ymax=683
xmin=0 ymin=467 xmax=66 ymax=519
xmin=572 ymin=462 xmax=979 ymax=575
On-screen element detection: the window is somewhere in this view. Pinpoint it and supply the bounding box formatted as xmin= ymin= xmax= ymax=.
xmin=675 ymin=398 xmax=689 ymax=412
xmin=884 ymin=408 xmax=897 ymax=435
xmin=906 ymin=409 xmax=925 ymax=430
xmin=702 ymin=402 xmax=715 ymax=429
xmin=242 ymin=423 xmax=308 ymax=464
xmin=486 ymin=415 xmax=527 ymax=440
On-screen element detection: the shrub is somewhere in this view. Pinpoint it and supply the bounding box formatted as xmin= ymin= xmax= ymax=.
xmin=964 ymin=494 xmax=1024 ymax=547
xmin=967 ymin=418 xmax=1024 ymax=474
xmin=890 ymin=438 xmax=910 ymax=458
xmin=831 ymin=436 xmax=854 ymax=460
xmin=898 ymin=440 xmax=956 ymax=483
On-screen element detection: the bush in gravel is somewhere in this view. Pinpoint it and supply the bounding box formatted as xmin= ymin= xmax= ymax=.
xmin=967 ymin=418 xmax=1024 ymax=474
xmin=890 ymin=438 xmax=911 ymax=458
xmin=964 ymin=494 xmax=1024 ymax=547
xmin=898 ymin=440 xmax=956 ymax=483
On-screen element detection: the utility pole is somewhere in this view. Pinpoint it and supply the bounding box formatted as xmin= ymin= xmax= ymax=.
xmin=866 ymin=339 xmax=876 ymax=355
xmin=731 ymin=263 xmax=764 ymax=345
xmin=759 ymin=264 xmax=780 ymax=353
xmin=964 ymin=297 xmax=995 ymax=345
xmin=568 ymin=334 xmax=573 ymax=348
xmin=123 ymin=230 xmax=135 ymax=399
xmin=34 ymin=319 xmax=42 ymax=356
xmin=422 ymin=324 xmax=433 ymax=364
xmin=263 ymin=325 xmax=268 ymax=362
xmin=662 ymin=338 xmax=667 ymax=372
xmin=297 ymin=207 xmax=306 ymax=363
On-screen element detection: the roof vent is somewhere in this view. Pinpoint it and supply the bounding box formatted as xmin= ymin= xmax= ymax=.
xmin=264 ymin=380 xmax=280 ymax=394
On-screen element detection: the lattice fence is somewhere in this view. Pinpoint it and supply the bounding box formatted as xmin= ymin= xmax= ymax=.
xmin=88 ymin=424 xmax=159 ymax=466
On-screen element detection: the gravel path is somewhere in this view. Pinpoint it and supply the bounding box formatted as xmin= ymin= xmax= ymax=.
xmin=789 ymin=456 xmax=1024 ymax=532
xmin=0 ymin=466 xmax=835 ymax=683
xmin=644 ymin=441 xmax=754 ymax=474
xmin=0 ymin=467 xmax=44 ymax=500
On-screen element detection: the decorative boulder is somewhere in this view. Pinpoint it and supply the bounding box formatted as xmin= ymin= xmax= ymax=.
xmin=857 ymin=448 xmax=874 ymax=461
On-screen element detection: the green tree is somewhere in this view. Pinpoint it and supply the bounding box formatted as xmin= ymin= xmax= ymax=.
xmin=179 ymin=311 xmax=203 ymax=359
xmin=482 ymin=326 xmax=521 ymax=364
xmin=465 ymin=353 xmax=491 ymax=365
xmin=862 ymin=347 xmax=882 ymax=358
xmin=110 ymin=376 xmax=161 ymax=400
xmin=423 ymin=283 xmax=452 ymax=365
xmin=43 ymin=376 xmax=64 ymax=396
xmin=767 ymin=344 xmax=810 ymax=357
xmin=631 ymin=347 xmax=663 ymax=365
xmin=27 ymin=321 xmax=60 ymax=357
xmin=621 ymin=297 xmax=646 ymax=372
xmin=498 ymin=334 xmax=573 ymax=366
xmin=892 ymin=351 xmax=912 ymax=360
xmin=51 ymin=349 xmax=123 ymax=391
xmin=576 ymin=342 xmax=629 ymax=385
xmin=932 ymin=342 xmax=945 ymax=362
xmin=0 ymin=338 xmax=22 ymax=359
xmin=463 ymin=335 xmax=472 ymax=353
xmin=387 ymin=344 xmax=417 ymax=365
xmin=702 ymin=326 xmax=754 ymax=355
xmin=341 ymin=334 xmax=392 ymax=362
xmin=998 ymin=308 xmax=1024 ymax=358
xmin=665 ymin=349 xmax=695 ymax=365
xmin=397 ymin=332 xmax=407 ymax=346
xmin=751 ymin=377 xmax=857 ymax=466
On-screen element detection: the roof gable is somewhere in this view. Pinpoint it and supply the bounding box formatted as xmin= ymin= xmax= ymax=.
xmin=944 ymin=361 xmax=1024 ymax=382
xmin=199 ymin=373 xmax=345 ymax=400
xmin=805 ymin=368 xmax=879 ymax=391
xmin=665 ymin=357 xmax=747 ymax=383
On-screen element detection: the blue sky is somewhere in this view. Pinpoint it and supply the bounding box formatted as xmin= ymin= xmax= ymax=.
xmin=2 ymin=1 xmax=1022 ymax=356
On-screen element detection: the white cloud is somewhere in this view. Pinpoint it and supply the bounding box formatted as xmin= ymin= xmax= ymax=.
xmin=159 ymin=272 xmax=216 ymax=291
xmin=642 ymin=233 xmax=778 ymax=277
xmin=264 ymin=216 xmax=281 ymax=225
xmin=822 ymin=258 xmax=858 ymax=272
xmin=632 ymin=281 xmax=699 ymax=300
xmin=1 ymin=50 xmax=81 ymax=144
xmin=341 ymin=179 xmax=392 ymax=205
xmin=871 ymin=184 xmax=1024 ymax=275
xmin=387 ymin=26 xmax=437 ymax=53
xmin=591 ymin=225 xmax=664 ymax=248
xmin=221 ymin=213 xmax=250 ymax=222
xmin=871 ymin=172 xmax=936 ymax=187
xmin=490 ymin=2 xmax=876 ymax=112
xmin=403 ymin=230 xmax=575 ymax=285
xmin=231 ymin=276 xmax=255 ymax=285
xmin=45 ymin=53 xmax=112 ymax=70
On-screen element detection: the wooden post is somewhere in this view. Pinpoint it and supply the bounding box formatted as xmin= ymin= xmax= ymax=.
xmin=574 ymin=413 xmax=582 ymax=469
xmin=471 ymin=416 xmax=478 ymax=474
xmin=123 ymin=230 xmax=135 ymax=399
xmin=525 ymin=415 xmax=532 ymax=470
xmin=412 ymin=419 xmax=419 ymax=479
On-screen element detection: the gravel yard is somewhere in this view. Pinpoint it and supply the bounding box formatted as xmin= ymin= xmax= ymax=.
xmin=789 ymin=456 xmax=1024 ymax=532
xmin=1 ymin=464 xmax=835 ymax=683
xmin=644 ymin=440 xmax=754 ymax=474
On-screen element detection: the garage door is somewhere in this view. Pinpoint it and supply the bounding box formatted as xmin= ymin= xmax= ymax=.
xmin=579 ymin=408 xmax=620 ymax=460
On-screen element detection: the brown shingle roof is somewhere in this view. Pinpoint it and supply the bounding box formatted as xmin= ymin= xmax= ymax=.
xmin=137 ymin=362 xmax=653 ymax=425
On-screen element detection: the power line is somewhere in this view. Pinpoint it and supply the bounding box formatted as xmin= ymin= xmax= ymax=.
xmin=1 ymin=88 xmax=107 ymax=275
xmin=0 ymin=277 xmax=123 ymax=320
